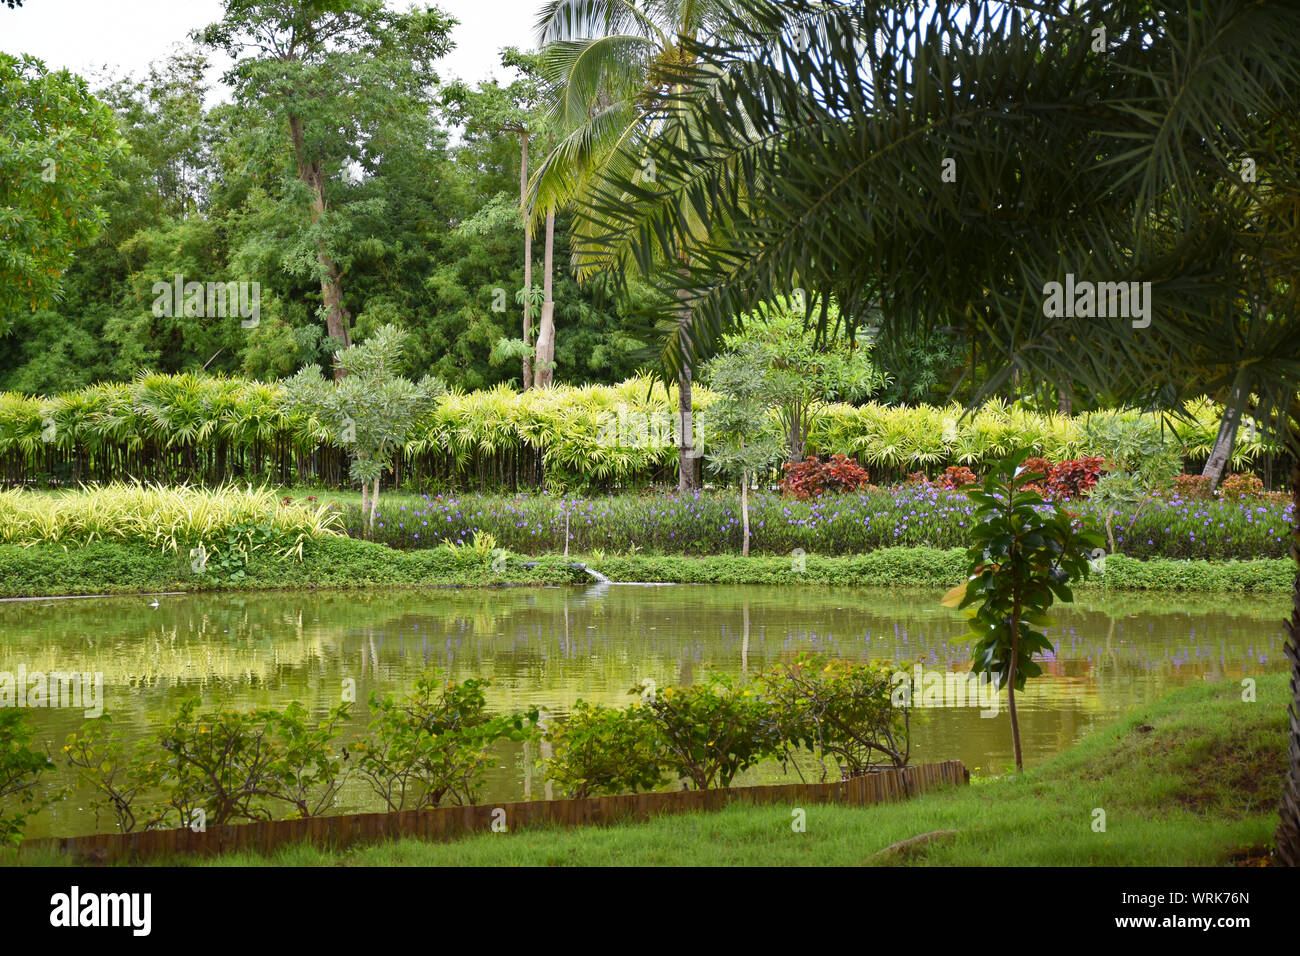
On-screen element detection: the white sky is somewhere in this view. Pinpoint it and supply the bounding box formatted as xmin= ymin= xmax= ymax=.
xmin=0 ymin=0 xmax=539 ymax=92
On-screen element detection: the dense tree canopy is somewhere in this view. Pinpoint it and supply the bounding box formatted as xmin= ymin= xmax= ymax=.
xmin=0 ymin=6 xmax=654 ymax=394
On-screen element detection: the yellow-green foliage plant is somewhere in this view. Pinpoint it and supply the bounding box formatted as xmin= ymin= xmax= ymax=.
xmin=0 ymin=374 xmax=1262 ymax=490
xmin=0 ymin=484 xmax=342 ymax=562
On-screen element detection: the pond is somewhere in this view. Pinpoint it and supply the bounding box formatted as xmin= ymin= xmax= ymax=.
xmin=1 ymin=583 xmax=1287 ymax=839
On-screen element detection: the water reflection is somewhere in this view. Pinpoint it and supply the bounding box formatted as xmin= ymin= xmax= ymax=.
xmin=0 ymin=585 xmax=1285 ymax=838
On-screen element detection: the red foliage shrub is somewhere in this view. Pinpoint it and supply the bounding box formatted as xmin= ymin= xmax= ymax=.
xmin=903 ymin=471 xmax=931 ymax=486
xmin=1171 ymin=473 xmax=1215 ymax=500
xmin=1220 ymin=473 xmax=1264 ymax=499
xmin=1021 ymin=457 xmax=1053 ymax=478
xmin=1046 ymin=455 xmax=1107 ymax=499
xmin=937 ymin=465 xmax=979 ymax=489
xmin=780 ymin=454 xmax=871 ymax=499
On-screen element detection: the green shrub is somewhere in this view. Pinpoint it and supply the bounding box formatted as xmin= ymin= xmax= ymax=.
xmin=136 ymin=699 xmax=351 ymax=828
xmin=354 ymin=671 xmax=536 ymax=811
xmin=763 ymin=653 xmax=910 ymax=778
xmin=543 ymin=700 xmax=664 ymax=798
xmin=0 ymin=710 xmax=57 ymax=845
xmin=64 ymin=716 xmax=149 ymax=833
xmin=640 ymin=673 xmax=781 ymax=790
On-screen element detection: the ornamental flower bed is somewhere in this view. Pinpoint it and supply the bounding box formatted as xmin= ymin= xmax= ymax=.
xmin=346 ymin=485 xmax=1293 ymax=561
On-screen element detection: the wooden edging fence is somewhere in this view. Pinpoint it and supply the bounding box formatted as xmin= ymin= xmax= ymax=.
xmin=25 ymin=760 xmax=968 ymax=864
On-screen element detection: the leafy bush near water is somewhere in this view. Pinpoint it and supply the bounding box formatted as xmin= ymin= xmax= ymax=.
xmin=41 ymin=659 xmax=907 ymax=841
xmin=0 ymin=711 xmax=57 ymax=846
xmin=543 ymin=656 xmax=908 ymax=798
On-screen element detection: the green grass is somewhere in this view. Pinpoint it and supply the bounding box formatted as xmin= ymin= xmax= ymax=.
xmin=7 ymin=675 xmax=1285 ymax=867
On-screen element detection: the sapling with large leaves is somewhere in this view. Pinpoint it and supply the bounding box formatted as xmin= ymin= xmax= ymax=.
xmin=283 ymin=324 xmax=444 ymax=534
xmin=943 ymin=452 xmax=1104 ymax=771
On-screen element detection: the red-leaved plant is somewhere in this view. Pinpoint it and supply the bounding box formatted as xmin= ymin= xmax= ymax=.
xmin=937 ymin=465 xmax=979 ymax=489
xmin=780 ymin=454 xmax=871 ymax=499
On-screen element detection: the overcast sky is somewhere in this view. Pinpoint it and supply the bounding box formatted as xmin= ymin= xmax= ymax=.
xmin=1 ymin=0 xmax=539 ymax=91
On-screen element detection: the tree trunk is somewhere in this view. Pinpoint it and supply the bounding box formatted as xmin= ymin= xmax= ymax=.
xmin=520 ymin=131 xmax=533 ymax=391
xmin=369 ymin=475 xmax=380 ymax=533
xmin=288 ymin=114 xmax=350 ymax=371
xmin=1058 ymin=377 xmax=1073 ymax=416
xmin=534 ymin=209 xmax=557 ymax=387
xmin=1201 ymin=388 xmax=1244 ymax=489
xmin=1008 ymin=593 xmax=1024 ymax=772
xmin=741 ymin=470 xmax=750 ymax=557
xmin=675 ymin=278 xmax=699 ymax=491
xmin=1277 ymin=426 xmax=1300 ymax=866
xmin=360 ymin=479 xmax=370 ymax=540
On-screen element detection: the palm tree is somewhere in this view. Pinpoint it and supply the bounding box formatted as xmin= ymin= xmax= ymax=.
xmin=529 ymin=0 xmax=744 ymax=488
xmin=575 ymin=0 xmax=1300 ymax=862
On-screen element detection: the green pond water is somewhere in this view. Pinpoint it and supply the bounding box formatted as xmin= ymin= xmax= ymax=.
xmin=0 ymin=583 xmax=1288 ymax=839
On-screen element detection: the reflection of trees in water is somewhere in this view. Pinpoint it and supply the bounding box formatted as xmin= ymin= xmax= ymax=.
xmin=6 ymin=585 xmax=1291 ymax=837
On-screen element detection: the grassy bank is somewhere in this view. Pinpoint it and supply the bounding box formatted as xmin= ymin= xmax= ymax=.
xmin=0 ymin=538 xmax=1292 ymax=598
xmin=8 ymin=675 xmax=1285 ymax=866
xmin=0 ymin=537 xmax=586 ymax=597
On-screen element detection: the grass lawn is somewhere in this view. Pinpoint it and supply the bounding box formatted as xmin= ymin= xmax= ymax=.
xmin=10 ymin=674 xmax=1285 ymax=867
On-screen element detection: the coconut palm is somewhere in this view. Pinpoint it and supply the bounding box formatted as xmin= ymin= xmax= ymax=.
xmin=573 ymin=0 xmax=1300 ymax=862
xmin=530 ymin=0 xmax=748 ymax=488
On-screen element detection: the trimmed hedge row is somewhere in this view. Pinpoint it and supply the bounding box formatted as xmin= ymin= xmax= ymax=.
xmin=0 ymin=539 xmax=1290 ymax=598
xmin=0 ymin=538 xmax=586 ymax=598
xmin=592 ymin=550 xmax=1294 ymax=592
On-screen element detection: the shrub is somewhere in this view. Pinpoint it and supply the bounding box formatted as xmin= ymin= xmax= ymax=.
xmin=543 ymin=700 xmax=664 ymax=798
xmin=0 ymin=710 xmax=56 ymax=845
xmin=1046 ymin=455 xmax=1107 ymax=499
xmin=780 ymin=454 xmax=871 ymax=498
xmin=640 ymin=673 xmax=781 ymax=789
xmin=1220 ymin=473 xmax=1265 ymax=499
xmin=64 ymin=717 xmax=149 ymax=833
xmin=1172 ymin=473 xmax=1215 ymax=500
xmin=354 ymin=671 xmax=536 ymax=810
xmin=0 ymin=485 xmax=343 ymax=565
xmin=764 ymin=653 xmax=910 ymax=778
xmin=137 ymin=699 xmax=352 ymax=828
xmin=937 ymin=465 xmax=978 ymax=489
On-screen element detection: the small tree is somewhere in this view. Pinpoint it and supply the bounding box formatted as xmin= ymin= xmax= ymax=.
xmin=1082 ymin=413 xmax=1182 ymax=553
xmin=944 ymin=452 xmax=1103 ymax=771
xmin=283 ymin=324 xmax=443 ymax=534
xmin=721 ymin=301 xmax=889 ymax=462
xmin=702 ymin=337 xmax=784 ymax=556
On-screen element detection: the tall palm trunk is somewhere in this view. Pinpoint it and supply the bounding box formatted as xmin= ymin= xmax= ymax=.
xmin=1201 ymin=388 xmax=1243 ymax=489
xmin=534 ymin=208 xmax=557 ymax=387
xmin=520 ymin=131 xmax=533 ymax=390
xmin=289 ymin=114 xmax=350 ymax=372
xmin=1057 ymin=377 xmax=1073 ymax=415
xmin=1277 ymin=407 xmax=1300 ymax=866
xmin=675 ymin=272 xmax=699 ymax=491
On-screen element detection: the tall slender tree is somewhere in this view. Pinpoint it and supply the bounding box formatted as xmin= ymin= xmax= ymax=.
xmin=196 ymin=0 xmax=455 ymax=370
xmin=530 ymin=0 xmax=743 ymax=482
